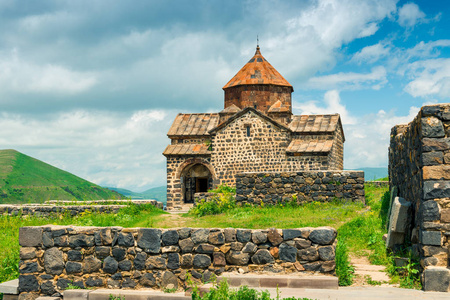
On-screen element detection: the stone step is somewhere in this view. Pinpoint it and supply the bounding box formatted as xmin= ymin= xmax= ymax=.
xmin=0 ymin=279 xmax=18 ymax=295
xmin=63 ymin=289 xmax=190 ymax=300
xmin=217 ymin=274 xmax=338 ymax=290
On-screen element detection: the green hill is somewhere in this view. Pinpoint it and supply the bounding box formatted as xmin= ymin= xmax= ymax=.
xmin=0 ymin=149 xmax=124 ymax=203
xmin=107 ymin=186 xmax=167 ymax=204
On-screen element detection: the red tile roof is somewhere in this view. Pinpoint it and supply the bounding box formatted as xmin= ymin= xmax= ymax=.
xmin=286 ymin=139 xmax=333 ymax=153
xmin=223 ymin=46 xmax=293 ymax=90
xmin=167 ymin=113 xmax=219 ymax=137
xmin=289 ymin=114 xmax=340 ymax=133
xmin=163 ymin=144 xmax=210 ymax=156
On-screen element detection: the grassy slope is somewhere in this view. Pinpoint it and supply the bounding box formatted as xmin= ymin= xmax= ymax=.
xmin=0 ymin=149 xmax=123 ymax=203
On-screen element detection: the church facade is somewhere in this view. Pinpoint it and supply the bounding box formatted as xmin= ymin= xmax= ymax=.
xmin=164 ymin=46 xmax=344 ymax=209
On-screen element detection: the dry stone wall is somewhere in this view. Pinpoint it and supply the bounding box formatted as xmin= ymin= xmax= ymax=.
xmin=389 ymin=104 xmax=450 ymax=292
xmin=0 ymin=200 xmax=163 ymax=217
xmin=235 ymin=171 xmax=365 ymax=205
xmin=18 ymin=225 xmax=337 ymax=298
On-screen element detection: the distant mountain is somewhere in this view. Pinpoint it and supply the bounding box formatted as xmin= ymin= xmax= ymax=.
xmin=0 ymin=149 xmax=124 ymax=203
xmin=107 ymin=185 xmax=167 ymax=204
xmin=355 ymin=167 xmax=388 ymax=181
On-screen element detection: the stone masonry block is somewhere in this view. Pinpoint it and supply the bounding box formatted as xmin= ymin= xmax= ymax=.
xmin=423 ymin=267 xmax=450 ymax=292
xmin=423 ymin=181 xmax=450 ymax=200
xmin=19 ymin=227 xmax=43 ymax=247
xmin=441 ymin=208 xmax=450 ymax=223
xmin=388 ymin=197 xmax=411 ymax=233
xmin=420 ymin=230 xmax=441 ymax=246
xmin=421 ymin=117 xmax=445 ymax=138
xmin=423 ymin=165 xmax=450 ymax=180
xmin=386 ymin=231 xmax=404 ymax=249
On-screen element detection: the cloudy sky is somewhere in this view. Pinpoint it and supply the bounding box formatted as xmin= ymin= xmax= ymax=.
xmin=0 ymin=0 xmax=449 ymax=191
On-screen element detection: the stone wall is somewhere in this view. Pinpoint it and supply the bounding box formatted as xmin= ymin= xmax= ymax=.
xmin=18 ymin=225 xmax=337 ymax=298
xmin=389 ymin=104 xmax=450 ymax=292
xmin=235 ymin=171 xmax=365 ymax=205
xmin=0 ymin=200 xmax=163 ymax=217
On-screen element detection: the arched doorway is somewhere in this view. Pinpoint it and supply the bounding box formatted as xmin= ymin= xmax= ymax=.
xmin=181 ymin=164 xmax=212 ymax=203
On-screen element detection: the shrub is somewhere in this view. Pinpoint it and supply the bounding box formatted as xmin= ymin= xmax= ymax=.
xmin=190 ymin=185 xmax=236 ymax=217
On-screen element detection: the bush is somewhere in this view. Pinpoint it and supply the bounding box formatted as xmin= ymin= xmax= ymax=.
xmin=190 ymin=185 xmax=236 ymax=217
xmin=335 ymin=240 xmax=354 ymax=286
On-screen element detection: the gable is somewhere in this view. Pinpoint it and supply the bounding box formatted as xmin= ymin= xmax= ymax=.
xmin=167 ymin=113 xmax=219 ymax=137
xmin=289 ymin=114 xmax=345 ymax=141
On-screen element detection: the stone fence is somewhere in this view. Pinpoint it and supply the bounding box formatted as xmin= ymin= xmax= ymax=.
xmin=235 ymin=171 xmax=365 ymax=205
xmin=389 ymin=104 xmax=450 ymax=292
xmin=18 ymin=225 xmax=337 ymax=298
xmin=0 ymin=200 xmax=163 ymax=217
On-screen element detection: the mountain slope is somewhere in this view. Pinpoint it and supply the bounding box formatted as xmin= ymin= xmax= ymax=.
xmin=0 ymin=149 xmax=124 ymax=203
xmin=355 ymin=167 xmax=388 ymax=181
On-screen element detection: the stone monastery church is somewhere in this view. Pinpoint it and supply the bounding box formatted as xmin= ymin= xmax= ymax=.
xmin=164 ymin=45 xmax=345 ymax=209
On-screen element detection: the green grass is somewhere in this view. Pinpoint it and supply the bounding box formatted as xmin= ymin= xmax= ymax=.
xmin=0 ymin=149 xmax=124 ymax=203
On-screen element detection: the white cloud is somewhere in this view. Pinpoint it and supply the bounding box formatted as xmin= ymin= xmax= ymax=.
xmin=404 ymin=58 xmax=450 ymax=98
xmin=351 ymin=42 xmax=391 ymax=64
xmin=306 ymin=66 xmax=387 ymax=90
xmin=0 ymin=109 xmax=176 ymax=191
xmin=397 ymin=3 xmax=425 ymax=27
xmin=294 ymin=90 xmax=357 ymax=125
xmin=0 ymin=49 xmax=97 ymax=95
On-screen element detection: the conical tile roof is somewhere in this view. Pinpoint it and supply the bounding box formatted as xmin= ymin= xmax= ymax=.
xmin=223 ymin=46 xmax=293 ymax=90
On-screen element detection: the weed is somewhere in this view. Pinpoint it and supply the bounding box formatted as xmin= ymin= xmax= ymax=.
xmin=364 ymin=275 xmax=384 ymax=286
xmin=109 ymin=295 xmax=124 ymax=300
xmin=66 ymin=283 xmax=82 ymax=290
xmin=335 ymin=240 xmax=354 ymax=286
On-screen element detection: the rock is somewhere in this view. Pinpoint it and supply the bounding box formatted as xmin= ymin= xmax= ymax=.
xmin=42 ymin=231 xmax=54 ymax=248
xmin=421 ymin=117 xmax=445 ymax=138
xmin=230 ymin=242 xmax=244 ymax=251
xmin=422 ymin=138 xmax=450 ymax=152
xmin=191 ymin=229 xmax=210 ymax=244
xmin=386 ymin=231 xmax=405 ymax=249
xmin=242 ymin=242 xmax=257 ymax=253
xmin=213 ymin=252 xmax=226 ymax=266
xmin=294 ymin=238 xmax=312 ymax=249
xmin=419 ymin=200 xmax=440 ymax=222
xmin=441 ymin=208 xmax=450 ymax=223
xmin=66 ymin=261 xmax=82 ymax=274
xmin=122 ymin=277 xmax=137 ymax=288
xmin=321 ymin=261 xmax=336 ymax=272
xmin=162 ymin=230 xmax=179 ymax=246
xmin=56 ymin=278 xmax=71 ymax=290
xmin=202 ymin=270 xmax=213 ymax=283
xmin=318 ymin=246 xmax=335 ymax=261
xmin=40 ymin=280 xmax=55 ymax=295
xmin=193 ymin=254 xmax=211 ymax=268
xmin=69 ymin=234 xmax=94 ymax=248
xmin=181 ymin=254 xmax=193 ymax=268
xmin=179 ymin=238 xmax=194 ymax=253
xmin=44 ymin=247 xmax=64 ymax=275
xmin=195 ymin=243 xmax=214 ymax=254
xmin=146 ymin=256 xmax=166 ymax=269
xmin=107 ymin=279 xmax=121 ymax=288
xmin=220 ymin=244 xmax=231 ymax=253
xmin=19 ymin=275 xmax=39 ymax=292
xmin=298 ymin=247 xmax=319 ymax=261
xmin=236 ymin=229 xmax=251 ymax=243
xmin=224 ymin=228 xmax=237 ymax=242
xmin=83 ymin=256 xmax=102 ymax=273
xmin=422 ymin=151 xmax=444 ymax=166
xmin=117 ymin=232 xmax=135 ymax=247
xmin=251 ymin=249 xmax=274 ymax=264
xmin=85 ymin=277 xmax=104 ymax=287
xmin=420 ymin=230 xmax=441 ymax=246
xmin=251 ymin=231 xmax=267 ymax=244
xmin=161 ymin=271 xmax=178 ymax=289
xmin=119 ymin=260 xmax=132 ymax=271
xmin=162 ymin=245 xmax=180 ymax=253
xmin=112 ymin=247 xmax=126 ymax=261
xmin=100 ymin=228 xmax=113 ymax=245
xmin=112 ymin=273 xmax=123 ymax=280
xmin=178 ymin=227 xmax=191 ymax=240
xmin=137 ymin=229 xmax=161 ymax=253
xmin=423 ymin=267 xmax=450 ymax=292
xmin=388 ymin=197 xmax=411 ymax=234
xmin=67 ymin=250 xmax=83 ymax=261
xmin=423 ymin=165 xmax=450 ymax=180
xmin=309 ymin=228 xmax=336 ymax=245
xmin=282 ymin=229 xmax=302 ymax=240
xmin=294 ymin=261 xmax=305 ymax=271
xmin=267 ymin=228 xmax=283 ymax=246
xmin=303 ymin=261 xmax=322 ymax=271
xmin=54 ymin=235 xmax=68 ymax=247
xmin=270 ymin=247 xmax=279 ymax=258
xmin=208 ymin=231 xmax=225 ymax=245
xmin=423 ymin=180 xmax=450 ymax=200
xmin=95 ymin=246 xmax=111 ymax=259
xmin=20 ymin=247 xmax=36 ymax=260
xmin=226 ymin=250 xmax=249 ymax=265
xmin=279 ymin=243 xmax=297 ymax=262
xmin=140 ymin=273 xmax=156 ymax=287
xmin=19 ymin=262 xmax=38 ymax=273
xmin=19 ymin=227 xmax=43 ymax=247
xmin=103 ymin=256 xmax=118 ymax=274
xmin=167 ymin=253 xmax=180 ymax=269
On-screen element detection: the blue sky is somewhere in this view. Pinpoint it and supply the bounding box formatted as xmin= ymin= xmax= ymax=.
xmin=0 ymin=0 xmax=449 ymax=191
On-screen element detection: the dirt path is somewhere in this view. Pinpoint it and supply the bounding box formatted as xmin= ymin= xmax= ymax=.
xmin=350 ymin=255 xmax=392 ymax=286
